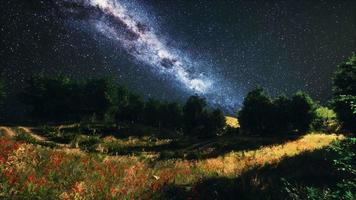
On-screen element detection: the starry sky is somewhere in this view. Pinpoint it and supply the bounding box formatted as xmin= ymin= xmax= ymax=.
xmin=1 ymin=0 xmax=355 ymax=114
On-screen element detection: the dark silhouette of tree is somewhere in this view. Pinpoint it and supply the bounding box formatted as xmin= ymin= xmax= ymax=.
xmin=238 ymin=87 xmax=274 ymax=135
xmin=271 ymin=95 xmax=292 ymax=134
xmin=204 ymin=108 xmax=226 ymax=136
xmin=183 ymin=95 xmax=226 ymax=137
xmin=238 ymin=88 xmax=317 ymax=135
xmin=289 ymin=91 xmax=317 ymax=133
xmin=183 ymin=95 xmax=207 ymax=135
xmin=143 ymin=98 xmax=161 ymax=127
xmin=21 ymin=75 xmax=119 ymax=122
xmin=117 ymin=93 xmax=144 ymax=124
xmin=160 ymin=102 xmax=183 ymax=130
xmin=332 ymin=53 xmax=356 ymax=132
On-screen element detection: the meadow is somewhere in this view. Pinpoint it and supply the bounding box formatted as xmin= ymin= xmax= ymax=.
xmin=0 ymin=119 xmax=350 ymax=200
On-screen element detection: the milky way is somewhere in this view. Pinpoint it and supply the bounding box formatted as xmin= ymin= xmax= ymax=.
xmin=58 ymin=0 xmax=239 ymax=110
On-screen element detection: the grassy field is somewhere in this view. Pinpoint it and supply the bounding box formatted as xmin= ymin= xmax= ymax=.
xmin=0 ymin=119 xmax=349 ymax=199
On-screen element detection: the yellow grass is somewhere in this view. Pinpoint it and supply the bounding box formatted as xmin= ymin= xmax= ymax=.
xmin=225 ymin=116 xmax=240 ymax=128
xmin=197 ymin=133 xmax=344 ymax=176
xmin=0 ymin=130 xmax=344 ymax=199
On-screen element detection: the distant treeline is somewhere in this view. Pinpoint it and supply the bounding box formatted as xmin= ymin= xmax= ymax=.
xmin=0 ymin=53 xmax=354 ymax=135
xmin=15 ymin=75 xmax=225 ymax=137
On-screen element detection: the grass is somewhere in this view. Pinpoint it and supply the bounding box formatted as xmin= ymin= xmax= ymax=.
xmin=0 ymin=125 xmax=346 ymax=199
xmin=225 ymin=116 xmax=239 ymax=128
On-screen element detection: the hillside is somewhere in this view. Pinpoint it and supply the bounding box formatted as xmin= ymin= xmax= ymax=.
xmin=0 ymin=125 xmax=346 ymax=199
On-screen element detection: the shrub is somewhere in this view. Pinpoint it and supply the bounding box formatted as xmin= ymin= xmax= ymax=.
xmin=14 ymin=132 xmax=37 ymax=143
xmin=312 ymin=106 xmax=339 ymax=133
xmin=78 ymin=135 xmax=101 ymax=152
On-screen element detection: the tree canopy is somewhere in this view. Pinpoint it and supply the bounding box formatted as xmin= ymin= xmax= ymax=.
xmin=238 ymin=88 xmax=317 ymax=135
xmin=332 ymin=53 xmax=356 ymax=132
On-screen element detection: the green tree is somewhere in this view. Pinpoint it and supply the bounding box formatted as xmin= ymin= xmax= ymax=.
xmin=204 ymin=108 xmax=226 ymax=136
xmin=289 ymin=91 xmax=317 ymax=133
xmin=272 ymin=95 xmax=293 ymax=134
xmin=22 ymin=75 xmax=119 ymax=122
xmin=117 ymin=93 xmax=144 ymax=124
xmin=183 ymin=95 xmax=207 ymax=135
xmin=238 ymin=87 xmax=274 ymax=134
xmin=160 ymin=102 xmax=183 ymax=130
xmin=332 ymin=53 xmax=356 ymax=132
xmin=143 ymin=98 xmax=161 ymax=127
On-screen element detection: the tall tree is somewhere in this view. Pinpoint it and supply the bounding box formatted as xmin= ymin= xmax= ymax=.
xmin=238 ymin=87 xmax=274 ymax=134
xmin=289 ymin=91 xmax=317 ymax=133
xmin=331 ymin=53 xmax=356 ymax=132
xmin=183 ymin=95 xmax=207 ymax=135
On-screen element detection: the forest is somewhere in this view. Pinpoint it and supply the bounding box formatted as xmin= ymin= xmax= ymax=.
xmin=0 ymin=54 xmax=355 ymax=199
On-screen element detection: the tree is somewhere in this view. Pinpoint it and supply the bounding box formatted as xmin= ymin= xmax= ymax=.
xmin=204 ymin=108 xmax=226 ymax=136
xmin=332 ymin=53 xmax=356 ymax=132
xmin=82 ymin=77 xmax=118 ymax=121
xmin=183 ymin=95 xmax=207 ymax=135
xmin=22 ymin=75 xmax=119 ymax=122
xmin=238 ymin=87 xmax=274 ymax=134
xmin=117 ymin=93 xmax=144 ymax=124
xmin=0 ymin=77 xmax=4 ymax=106
xmin=238 ymin=88 xmax=316 ymax=135
xmin=271 ymin=95 xmax=292 ymax=134
xmin=289 ymin=91 xmax=317 ymax=133
xmin=143 ymin=98 xmax=161 ymax=127
xmin=160 ymin=102 xmax=183 ymax=130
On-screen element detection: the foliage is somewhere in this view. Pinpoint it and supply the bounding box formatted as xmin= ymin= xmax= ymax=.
xmin=183 ymin=95 xmax=226 ymax=137
xmin=78 ymin=135 xmax=101 ymax=152
xmin=283 ymin=137 xmax=356 ymax=200
xmin=312 ymin=106 xmax=339 ymax=132
xmin=21 ymin=75 xmax=119 ymax=122
xmin=332 ymin=53 xmax=356 ymax=132
xmin=238 ymin=87 xmax=273 ymax=134
xmin=289 ymin=91 xmax=317 ymax=133
xmin=238 ymin=88 xmax=317 ymax=135
xmin=332 ymin=95 xmax=356 ymax=132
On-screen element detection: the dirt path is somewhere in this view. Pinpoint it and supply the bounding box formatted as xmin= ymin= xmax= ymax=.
xmin=0 ymin=126 xmax=17 ymax=138
xmin=17 ymin=126 xmax=47 ymax=141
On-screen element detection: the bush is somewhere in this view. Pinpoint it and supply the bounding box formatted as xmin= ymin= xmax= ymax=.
xmin=312 ymin=106 xmax=340 ymax=133
xmin=78 ymin=135 xmax=101 ymax=152
xmin=14 ymin=131 xmax=37 ymax=143
xmin=283 ymin=137 xmax=356 ymax=200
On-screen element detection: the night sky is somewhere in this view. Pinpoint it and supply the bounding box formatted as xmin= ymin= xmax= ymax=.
xmin=1 ymin=0 xmax=355 ymax=114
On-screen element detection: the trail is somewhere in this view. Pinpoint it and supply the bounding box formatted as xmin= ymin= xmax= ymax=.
xmin=0 ymin=126 xmax=17 ymax=138
xmin=17 ymin=126 xmax=47 ymax=141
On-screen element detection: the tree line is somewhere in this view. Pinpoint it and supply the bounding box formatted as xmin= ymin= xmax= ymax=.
xmin=238 ymin=53 xmax=355 ymax=134
xmin=16 ymin=74 xmax=225 ymax=137
xmin=0 ymin=53 xmax=354 ymax=135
